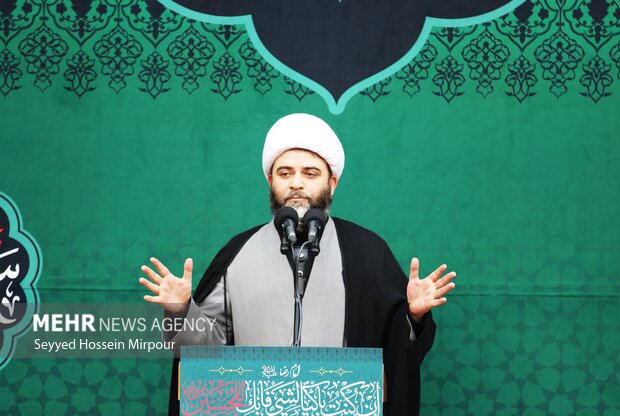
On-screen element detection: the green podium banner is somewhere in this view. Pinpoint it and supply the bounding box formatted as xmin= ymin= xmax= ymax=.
xmin=180 ymin=346 xmax=383 ymax=415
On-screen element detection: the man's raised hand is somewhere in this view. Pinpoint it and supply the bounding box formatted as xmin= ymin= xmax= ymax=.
xmin=407 ymin=257 xmax=456 ymax=322
xmin=139 ymin=257 xmax=193 ymax=313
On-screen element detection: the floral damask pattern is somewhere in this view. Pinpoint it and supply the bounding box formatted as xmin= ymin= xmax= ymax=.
xmin=124 ymin=0 xmax=183 ymax=47
xmin=18 ymin=24 xmax=68 ymax=91
xmin=433 ymin=55 xmax=466 ymax=102
xmin=580 ymin=54 xmax=613 ymax=102
xmin=568 ymin=0 xmax=620 ymax=50
xmin=396 ymin=43 xmax=438 ymax=97
xmin=0 ymin=48 xmax=22 ymax=95
xmin=204 ymin=23 xmax=244 ymax=50
xmin=210 ymin=51 xmax=241 ymax=100
xmin=0 ymin=0 xmax=618 ymax=103
xmin=50 ymin=0 xmax=113 ymax=46
xmin=433 ymin=26 xmax=478 ymax=52
xmin=283 ymin=76 xmax=315 ymax=101
xmin=534 ymin=30 xmax=585 ymax=97
xmin=495 ymin=0 xmax=552 ymax=50
xmin=360 ymin=77 xmax=392 ymax=102
xmin=138 ymin=50 xmax=170 ymax=98
xmin=612 ymin=39 xmax=620 ymax=75
xmin=93 ymin=25 xmax=143 ymax=92
xmin=239 ymin=39 xmax=279 ymax=95
xmin=63 ymin=49 xmax=96 ymax=97
xmin=167 ymin=24 xmax=214 ymax=94
xmin=0 ymin=0 xmax=38 ymax=45
xmin=462 ymin=28 xmax=510 ymax=97
xmin=505 ymin=55 xmax=538 ymax=103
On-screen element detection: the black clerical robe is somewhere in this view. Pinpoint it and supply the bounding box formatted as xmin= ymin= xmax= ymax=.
xmin=168 ymin=217 xmax=436 ymax=416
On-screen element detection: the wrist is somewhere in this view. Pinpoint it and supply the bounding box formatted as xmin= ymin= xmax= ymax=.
xmin=410 ymin=312 xmax=424 ymax=323
xmin=165 ymin=298 xmax=191 ymax=314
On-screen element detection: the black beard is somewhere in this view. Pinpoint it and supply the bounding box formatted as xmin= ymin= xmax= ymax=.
xmin=269 ymin=186 xmax=333 ymax=216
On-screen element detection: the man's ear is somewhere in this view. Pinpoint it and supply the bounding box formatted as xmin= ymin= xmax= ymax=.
xmin=268 ymin=174 xmax=273 ymax=185
xmin=329 ymin=175 xmax=338 ymax=195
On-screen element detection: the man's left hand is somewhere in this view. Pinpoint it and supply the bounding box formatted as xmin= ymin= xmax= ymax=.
xmin=407 ymin=258 xmax=456 ymax=322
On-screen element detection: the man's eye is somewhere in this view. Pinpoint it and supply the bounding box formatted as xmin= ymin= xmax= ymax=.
xmin=280 ymin=172 xmax=291 ymax=177
xmin=305 ymin=172 xmax=318 ymax=177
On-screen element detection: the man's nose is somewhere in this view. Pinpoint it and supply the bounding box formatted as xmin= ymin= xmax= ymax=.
xmin=289 ymin=173 xmax=304 ymax=189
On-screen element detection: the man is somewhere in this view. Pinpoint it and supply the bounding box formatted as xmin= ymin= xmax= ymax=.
xmin=139 ymin=113 xmax=456 ymax=415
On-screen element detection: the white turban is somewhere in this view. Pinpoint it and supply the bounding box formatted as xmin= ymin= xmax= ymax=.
xmin=262 ymin=113 xmax=345 ymax=180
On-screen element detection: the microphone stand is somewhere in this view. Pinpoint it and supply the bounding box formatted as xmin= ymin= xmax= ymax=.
xmin=292 ymin=245 xmax=305 ymax=347
xmin=277 ymin=212 xmax=324 ymax=347
xmin=281 ymin=239 xmax=320 ymax=347
xmin=291 ymin=243 xmax=317 ymax=347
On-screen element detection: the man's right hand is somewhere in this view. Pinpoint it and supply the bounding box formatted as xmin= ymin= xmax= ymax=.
xmin=139 ymin=257 xmax=193 ymax=313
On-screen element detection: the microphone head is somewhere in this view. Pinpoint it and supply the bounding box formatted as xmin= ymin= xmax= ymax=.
xmin=274 ymin=206 xmax=299 ymax=227
xmin=302 ymin=208 xmax=327 ymax=228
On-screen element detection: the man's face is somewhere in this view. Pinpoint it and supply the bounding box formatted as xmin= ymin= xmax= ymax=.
xmin=268 ymin=149 xmax=338 ymax=218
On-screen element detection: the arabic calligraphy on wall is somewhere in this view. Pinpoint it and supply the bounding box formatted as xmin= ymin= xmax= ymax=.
xmin=0 ymin=193 xmax=41 ymax=370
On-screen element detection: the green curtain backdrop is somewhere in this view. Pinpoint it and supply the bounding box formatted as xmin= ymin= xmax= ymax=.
xmin=1 ymin=0 xmax=619 ymax=414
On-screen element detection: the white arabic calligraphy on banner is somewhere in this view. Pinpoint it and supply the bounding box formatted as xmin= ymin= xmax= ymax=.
xmin=0 ymin=247 xmax=20 ymax=325
xmin=182 ymin=379 xmax=381 ymax=415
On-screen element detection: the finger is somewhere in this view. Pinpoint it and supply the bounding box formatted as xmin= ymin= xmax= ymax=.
xmin=183 ymin=258 xmax=193 ymax=281
xmin=435 ymin=272 xmax=456 ymax=289
xmin=150 ymin=257 xmax=171 ymax=277
xmin=139 ymin=277 xmax=160 ymax=295
xmin=141 ymin=265 xmax=162 ymax=284
xmin=429 ymin=264 xmax=447 ymax=282
xmin=435 ymin=282 xmax=455 ymax=298
xmin=143 ymin=294 xmax=162 ymax=304
xmin=431 ymin=297 xmax=448 ymax=308
xmin=409 ymin=257 xmax=419 ymax=280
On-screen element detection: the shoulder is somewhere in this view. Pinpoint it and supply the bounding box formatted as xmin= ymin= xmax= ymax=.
xmin=205 ymin=223 xmax=267 ymax=271
xmin=193 ymin=223 xmax=266 ymax=302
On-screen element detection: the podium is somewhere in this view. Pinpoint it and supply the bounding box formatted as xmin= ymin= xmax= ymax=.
xmin=179 ymin=346 xmax=383 ymax=415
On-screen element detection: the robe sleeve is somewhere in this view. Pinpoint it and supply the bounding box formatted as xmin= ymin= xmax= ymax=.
xmin=167 ymin=224 xmax=263 ymax=416
xmin=333 ymin=217 xmax=436 ymax=416
xmin=161 ymin=278 xmax=232 ymax=347
xmin=378 ymin=236 xmax=436 ymax=416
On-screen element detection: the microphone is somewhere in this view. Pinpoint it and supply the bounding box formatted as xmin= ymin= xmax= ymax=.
xmin=274 ymin=207 xmax=299 ymax=244
xmin=302 ymin=209 xmax=327 ymax=244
